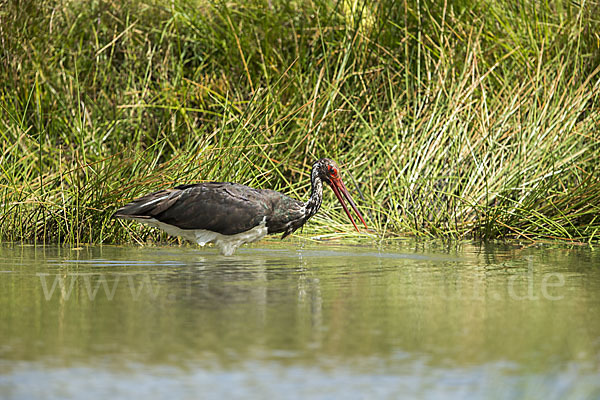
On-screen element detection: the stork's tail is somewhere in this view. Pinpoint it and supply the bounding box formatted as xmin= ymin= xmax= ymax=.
xmin=112 ymin=189 xmax=178 ymax=220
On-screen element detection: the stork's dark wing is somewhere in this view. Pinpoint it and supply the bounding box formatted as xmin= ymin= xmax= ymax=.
xmin=112 ymin=182 xmax=304 ymax=236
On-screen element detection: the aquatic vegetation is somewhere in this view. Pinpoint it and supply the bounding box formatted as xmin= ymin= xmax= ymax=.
xmin=1 ymin=0 xmax=599 ymax=244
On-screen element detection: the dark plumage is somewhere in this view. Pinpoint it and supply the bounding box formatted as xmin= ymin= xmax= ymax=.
xmin=112 ymin=158 xmax=367 ymax=255
xmin=114 ymin=183 xmax=305 ymax=237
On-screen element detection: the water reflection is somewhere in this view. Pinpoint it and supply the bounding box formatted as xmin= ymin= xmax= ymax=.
xmin=1 ymin=242 xmax=599 ymax=399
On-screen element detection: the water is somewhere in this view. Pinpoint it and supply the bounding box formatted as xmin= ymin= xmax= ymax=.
xmin=1 ymin=242 xmax=599 ymax=399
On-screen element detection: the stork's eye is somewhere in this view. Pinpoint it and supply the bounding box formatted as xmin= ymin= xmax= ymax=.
xmin=328 ymin=166 xmax=338 ymax=177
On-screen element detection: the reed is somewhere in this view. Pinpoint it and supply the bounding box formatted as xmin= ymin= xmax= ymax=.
xmin=1 ymin=0 xmax=599 ymax=244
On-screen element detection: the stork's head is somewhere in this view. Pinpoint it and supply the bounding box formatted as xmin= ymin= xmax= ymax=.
xmin=312 ymin=158 xmax=368 ymax=231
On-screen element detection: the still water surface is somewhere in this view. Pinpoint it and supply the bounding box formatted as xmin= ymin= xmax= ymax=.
xmin=1 ymin=242 xmax=599 ymax=399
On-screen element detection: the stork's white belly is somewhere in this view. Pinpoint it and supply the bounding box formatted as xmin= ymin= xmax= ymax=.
xmin=133 ymin=217 xmax=268 ymax=256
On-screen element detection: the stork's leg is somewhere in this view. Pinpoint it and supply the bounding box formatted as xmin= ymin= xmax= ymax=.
xmin=217 ymin=240 xmax=240 ymax=256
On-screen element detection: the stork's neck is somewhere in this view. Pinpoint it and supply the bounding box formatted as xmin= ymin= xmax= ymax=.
xmin=304 ymin=169 xmax=323 ymax=220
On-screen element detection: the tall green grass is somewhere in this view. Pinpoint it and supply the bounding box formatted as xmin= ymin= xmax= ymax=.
xmin=1 ymin=0 xmax=599 ymax=245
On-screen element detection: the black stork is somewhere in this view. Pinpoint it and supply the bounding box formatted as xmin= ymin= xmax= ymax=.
xmin=112 ymin=158 xmax=368 ymax=256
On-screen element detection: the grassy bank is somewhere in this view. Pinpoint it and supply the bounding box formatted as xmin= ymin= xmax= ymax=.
xmin=1 ymin=0 xmax=599 ymax=245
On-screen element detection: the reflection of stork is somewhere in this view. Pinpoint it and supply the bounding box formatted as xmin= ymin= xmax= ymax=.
xmin=113 ymin=158 xmax=367 ymax=255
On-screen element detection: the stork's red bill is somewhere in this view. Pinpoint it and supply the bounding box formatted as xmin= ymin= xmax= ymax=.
xmin=112 ymin=158 xmax=368 ymax=255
